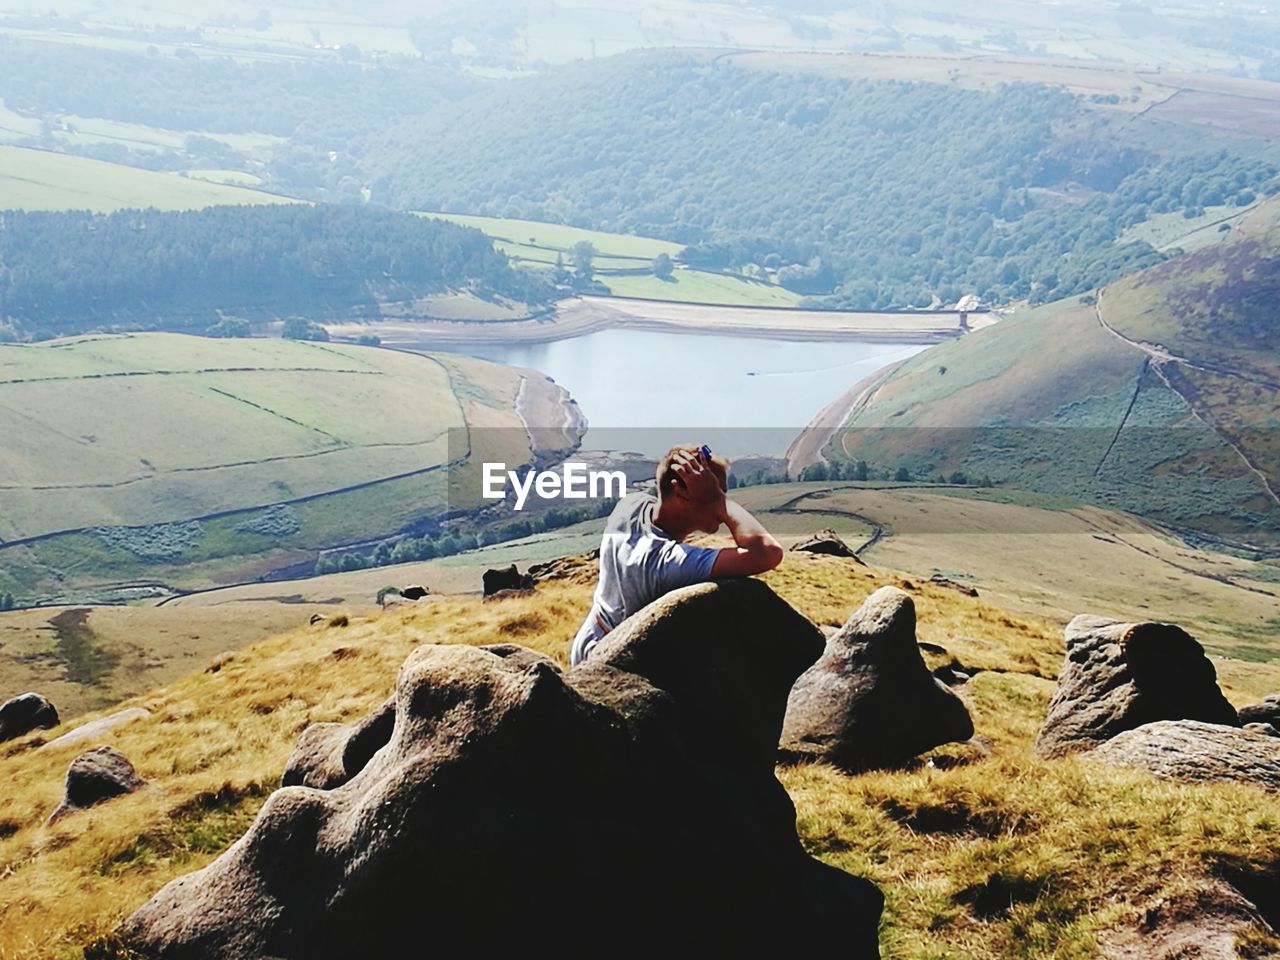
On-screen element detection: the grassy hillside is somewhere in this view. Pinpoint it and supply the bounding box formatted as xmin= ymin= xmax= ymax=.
xmin=0 ymin=335 xmax=562 ymax=602
xmin=1 ymin=552 xmax=1277 ymax=959
xmin=421 ymin=211 xmax=802 ymax=307
xmin=795 ymin=201 xmax=1280 ymax=551
xmin=0 ymin=146 xmax=292 ymax=212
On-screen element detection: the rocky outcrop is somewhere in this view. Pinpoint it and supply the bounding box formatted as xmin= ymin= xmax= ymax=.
xmin=116 ymin=579 xmax=883 ymax=958
xmin=1101 ymin=879 xmax=1279 ymax=960
xmin=1091 ymin=720 xmax=1280 ymax=789
xmin=790 ymin=528 xmax=862 ymax=560
xmin=1035 ymin=616 xmax=1238 ymax=758
xmin=1239 ymin=693 xmax=1280 ymax=727
xmin=49 ymin=746 xmax=145 ymax=822
xmin=42 ymin=708 xmax=150 ymax=751
xmin=482 ymin=564 xmax=534 ymax=595
xmin=780 ymin=586 xmax=974 ymax=771
xmin=0 ymin=692 xmax=59 ymax=742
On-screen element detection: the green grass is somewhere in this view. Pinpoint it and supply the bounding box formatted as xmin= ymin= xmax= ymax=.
xmin=419 ymin=210 xmax=802 ymax=306
xmin=0 ymin=146 xmax=293 ymax=212
xmin=0 ymin=333 xmax=536 ymax=598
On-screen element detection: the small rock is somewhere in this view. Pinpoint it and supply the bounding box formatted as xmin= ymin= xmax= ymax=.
xmin=482 ymin=564 xmax=534 ymax=596
xmin=1091 ymin=720 xmax=1280 ymax=789
xmin=1239 ymin=692 xmax=1280 ymax=727
xmin=48 ymin=746 xmax=145 ymax=822
xmin=205 ymin=652 xmax=236 ymax=674
xmin=0 ymin=692 xmax=59 ymax=742
xmin=928 ymin=574 xmax=978 ymax=597
xmin=780 ymin=586 xmax=975 ymax=771
xmin=790 ymin=529 xmax=863 ymax=561
xmin=1035 ymin=616 xmax=1238 ymax=758
xmin=400 ymin=585 xmax=429 ymax=601
xmin=42 ymin=707 xmax=150 ymax=751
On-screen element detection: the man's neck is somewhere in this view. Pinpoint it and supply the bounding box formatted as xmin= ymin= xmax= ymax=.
xmin=651 ymin=498 xmax=695 ymax=541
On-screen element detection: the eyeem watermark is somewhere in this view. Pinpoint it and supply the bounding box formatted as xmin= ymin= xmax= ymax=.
xmin=483 ymin=462 xmax=627 ymax=511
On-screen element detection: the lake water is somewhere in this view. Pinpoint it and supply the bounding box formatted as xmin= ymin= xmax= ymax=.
xmin=436 ymin=328 xmax=926 ymax=457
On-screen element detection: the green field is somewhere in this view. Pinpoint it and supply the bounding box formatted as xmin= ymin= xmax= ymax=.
xmin=420 ymin=211 xmax=803 ymax=307
xmin=0 ymin=334 xmax=547 ymax=600
xmin=0 ymin=145 xmax=293 ymax=212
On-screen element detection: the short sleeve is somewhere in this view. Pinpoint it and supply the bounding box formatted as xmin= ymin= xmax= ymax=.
xmin=651 ymin=538 xmax=720 ymax=592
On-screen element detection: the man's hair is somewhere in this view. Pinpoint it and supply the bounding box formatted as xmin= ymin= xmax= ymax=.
xmin=655 ymin=443 xmax=729 ymax=498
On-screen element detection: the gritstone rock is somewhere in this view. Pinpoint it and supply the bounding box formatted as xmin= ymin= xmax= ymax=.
xmin=780 ymin=586 xmax=975 ymax=771
xmin=1035 ymin=616 xmax=1238 ymax=758
xmin=0 ymin=692 xmax=59 ymax=742
xmin=115 ymin=579 xmax=883 ymax=957
xmin=49 ymin=746 xmax=145 ymax=821
xmin=790 ymin=528 xmax=863 ymax=560
xmin=1090 ymin=720 xmax=1280 ymax=789
xmin=482 ymin=564 xmax=534 ymax=595
xmin=42 ymin=708 xmax=149 ymax=751
xmin=1239 ymin=693 xmax=1280 ymax=727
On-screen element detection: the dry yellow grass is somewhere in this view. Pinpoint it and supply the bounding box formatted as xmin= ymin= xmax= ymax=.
xmin=0 ymin=558 xmax=1275 ymax=959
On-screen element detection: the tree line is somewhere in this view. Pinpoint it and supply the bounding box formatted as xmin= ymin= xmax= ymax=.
xmin=0 ymin=204 xmax=552 ymax=338
xmin=357 ymin=52 xmax=1278 ymax=308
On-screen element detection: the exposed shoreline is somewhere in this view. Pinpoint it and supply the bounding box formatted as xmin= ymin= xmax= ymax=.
xmin=328 ymin=295 xmax=977 ymax=347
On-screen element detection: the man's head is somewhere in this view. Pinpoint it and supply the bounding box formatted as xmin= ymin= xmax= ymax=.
xmin=654 ymin=443 xmax=730 ymax=535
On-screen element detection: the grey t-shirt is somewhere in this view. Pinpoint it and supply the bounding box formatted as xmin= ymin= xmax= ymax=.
xmin=570 ymin=492 xmax=720 ymax=665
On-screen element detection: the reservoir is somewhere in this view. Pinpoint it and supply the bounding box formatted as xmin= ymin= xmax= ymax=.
xmin=435 ymin=328 xmax=926 ymax=457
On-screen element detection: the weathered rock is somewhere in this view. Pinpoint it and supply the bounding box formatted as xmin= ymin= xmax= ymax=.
xmin=281 ymin=646 xmax=561 ymax=790
xmin=116 ymin=579 xmax=882 ymax=957
xmin=1244 ymin=722 xmax=1280 ymax=738
xmin=1035 ymin=616 xmax=1238 ymax=758
xmin=49 ymin=746 xmax=145 ymax=821
xmin=42 ymin=708 xmax=149 ymax=751
xmin=928 ymin=573 xmax=978 ymax=597
xmin=1239 ymin=692 xmax=1280 ymax=727
xmin=0 ymin=692 xmax=59 ymax=742
xmin=280 ymin=697 xmax=396 ymax=790
xmin=1091 ymin=720 xmax=1280 ymax=789
xmin=790 ymin=528 xmax=863 ymax=561
xmin=780 ymin=586 xmax=975 ymax=771
xmin=1101 ymin=880 xmax=1278 ymax=960
xmin=482 ymin=564 xmax=534 ymax=595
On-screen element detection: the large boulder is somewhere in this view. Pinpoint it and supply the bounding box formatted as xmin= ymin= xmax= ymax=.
xmin=1238 ymin=692 xmax=1280 ymax=727
xmin=114 ymin=579 xmax=883 ymax=958
xmin=779 ymin=586 xmax=975 ymax=771
xmin=0 ymin=692 xmax=59 ymax=742
xmin=49 ymin=746 xmax=145 ymax=821
xmin=1090 ymin=720 xmax=1280 ymax=790
xmin=1035 ymin=616 xmax=1238 ymax=758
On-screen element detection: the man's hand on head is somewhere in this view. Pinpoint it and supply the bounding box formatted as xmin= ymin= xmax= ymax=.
xmin=670 ymin=448 xmax=726 ymax=511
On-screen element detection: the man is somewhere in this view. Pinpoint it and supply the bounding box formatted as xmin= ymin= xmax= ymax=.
xmin=569 ymin=443 xmax=784 ymax=666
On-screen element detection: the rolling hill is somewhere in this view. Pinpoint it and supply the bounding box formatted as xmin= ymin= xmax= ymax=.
xmin=0 ymin=334 xmax=580 ymax=603
xmin=1 ymin=536 xmax=1277 ymax=959
xmin=789 ymin=198 xmax=1280 ymax=552
xmin=0 ymin=145 xmax=293 ymax=212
